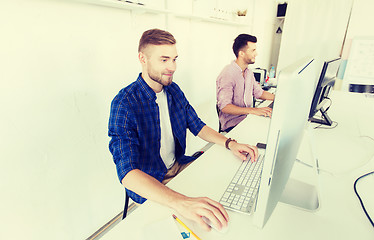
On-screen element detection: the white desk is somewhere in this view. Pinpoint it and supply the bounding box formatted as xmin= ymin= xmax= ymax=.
xmin=101 ymin=91 xmax=374 ymax=240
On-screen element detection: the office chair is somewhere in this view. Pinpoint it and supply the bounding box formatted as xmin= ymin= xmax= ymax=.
xmin=216 ymin=104 xmax=223 ymax=133
xmin=122 ymin=192 xmax=130 ymax=219
xmin=122 ymin=191 xmax=138 ymax=219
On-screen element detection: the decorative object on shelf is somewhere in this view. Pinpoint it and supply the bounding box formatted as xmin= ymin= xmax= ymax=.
xmin=276 ymin=18 xmax=284 ymax=34
xmin=211 ymin=7 xmax=232 ymax=21
xmin=235 ymin=9 xmax=247 ymax=23
xmin=236 ymin=9 xmax=247 ymax=16
xmin=277 ymin=3 xmax=287 ymax=17
xmin=121 ymin=0 xmax=144 ymax=6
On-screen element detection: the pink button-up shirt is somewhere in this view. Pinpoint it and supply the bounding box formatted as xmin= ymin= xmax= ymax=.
xmin=216 ymin=61 xmax=264 ymax=131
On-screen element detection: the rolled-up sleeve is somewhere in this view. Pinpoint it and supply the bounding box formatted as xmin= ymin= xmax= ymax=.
xmin=186 ymin=102 xmax=205 ymax=136
xmin=216 ymin=70 xmax=235 ymax=110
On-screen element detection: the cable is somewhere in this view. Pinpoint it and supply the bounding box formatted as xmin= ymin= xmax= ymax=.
xmin=311 ymin=97 xmax=338 ymax=129
xmin=324 ymin=97 xmax=333 ymax=112
xmin=313 ymin=121 xmax=338 ymax=129
xmin=353 ymin=171 xmax=374 ymax=228
xmin=295 ymin=158 xmax=335 ymax=176
xmin=360 ymin=135 xmax=374 ymax=143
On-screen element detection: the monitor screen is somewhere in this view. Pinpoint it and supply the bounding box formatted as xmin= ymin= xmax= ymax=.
xmin=253 ymin=57 xmax=319 ymax=228
xmin=253 ymin=72 xmax=262 ymax=83
xmin=253 ymin=68 xmax=266 ymax=86
xmin=308 ymin=58 xmax=341 ymax=125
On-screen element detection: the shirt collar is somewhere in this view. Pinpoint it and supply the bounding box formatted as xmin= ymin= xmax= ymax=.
xmin=136 ymin=73 xmax=157 ymax=101
xmin=231 ymin=60 xmax=249 ymax=74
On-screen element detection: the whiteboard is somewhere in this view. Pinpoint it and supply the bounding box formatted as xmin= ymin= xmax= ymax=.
xmin=344 ymin=37 xmax=374 ymax=85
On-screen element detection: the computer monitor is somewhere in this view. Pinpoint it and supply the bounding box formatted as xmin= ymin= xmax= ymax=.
xmin=308 ymin=58 xmax=341 ymax=126
xmin=253 ymin=57 xmax=320 ymax=228
xmin=253 ymin=68 xmax=266 ymax=86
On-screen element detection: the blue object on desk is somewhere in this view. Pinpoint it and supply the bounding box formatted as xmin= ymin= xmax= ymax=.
xmin=181 ymin=232 xmax=190 ymax=239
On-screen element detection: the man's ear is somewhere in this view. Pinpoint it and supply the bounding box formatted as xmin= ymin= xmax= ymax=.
xmin=138 ymin=52 xmax=147 ymax=64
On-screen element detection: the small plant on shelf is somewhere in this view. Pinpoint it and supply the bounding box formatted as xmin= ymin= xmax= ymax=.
xmin=236 ymin=9 xmax=247 ymax=16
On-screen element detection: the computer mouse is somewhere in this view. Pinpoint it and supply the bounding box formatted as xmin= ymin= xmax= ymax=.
xmin=201 ymin=216 xmax=229 ymax=234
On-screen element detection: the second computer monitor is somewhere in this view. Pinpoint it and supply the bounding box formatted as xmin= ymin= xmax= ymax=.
xmin=308 ymin=58 xmax=341 ymax=126
xmin=253 ymin=68 xmax=266 ymax=86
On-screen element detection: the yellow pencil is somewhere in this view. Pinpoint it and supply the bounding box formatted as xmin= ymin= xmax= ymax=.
xmin=172 ymin=214 xmax=201 ymax=240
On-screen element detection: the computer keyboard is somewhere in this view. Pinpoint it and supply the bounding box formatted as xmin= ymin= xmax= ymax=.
xmin=219 ymin=154 xmax=264 ymax=214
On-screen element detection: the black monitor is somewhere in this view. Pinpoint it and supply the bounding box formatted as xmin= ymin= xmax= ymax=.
xmin=253 ymin=68 xmax=266 ymax=85
xmin=308 ymin=58 xmax=341 ymax=126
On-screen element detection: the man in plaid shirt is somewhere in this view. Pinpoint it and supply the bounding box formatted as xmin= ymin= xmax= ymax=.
xmin=109 ymin=29 xmax=258 ymax=232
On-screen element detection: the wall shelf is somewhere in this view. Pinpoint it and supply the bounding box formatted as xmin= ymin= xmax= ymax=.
xmin=174 ymin=12 xmax=250 ymax=27
xmin=77 ymin=0 xmax=251 ymax=27
xmin=79 ymin=0 xmax=170 ymax=14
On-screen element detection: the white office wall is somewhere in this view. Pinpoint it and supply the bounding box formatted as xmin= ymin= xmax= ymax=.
xmin=0 ymin=0 xmax=168 ymax=239
xmin=277 ymin=0 xmax=352 ymax=75
xmin=0 ymin=1 xmax=152 ymax=239
xmin=345 ymin=0 xmax=374 ymax=38
xmin=0 ymin=0 xmax=276 ymax=239
xmin=251 ymin=0 xmax=278 ymax=70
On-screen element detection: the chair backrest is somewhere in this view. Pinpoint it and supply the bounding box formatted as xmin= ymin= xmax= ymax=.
xmin=122 ymin=191 xmax=130 ymax=219
xmin=216 ymin=104 xmax=223 ymax=133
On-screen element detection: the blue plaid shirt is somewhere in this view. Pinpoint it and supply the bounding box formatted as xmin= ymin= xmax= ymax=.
xmin=108 ymin=74 xmax=206 ymax=204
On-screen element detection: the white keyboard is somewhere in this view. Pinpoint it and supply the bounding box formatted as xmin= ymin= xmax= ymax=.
xmin=219 ymin=154 xmax=264 ymax=214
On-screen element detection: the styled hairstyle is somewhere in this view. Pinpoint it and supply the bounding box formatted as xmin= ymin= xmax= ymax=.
xmin=138 ymin=29 xmax=176 ymax=53
xmin=232 ymin=34 xmax=257 ymax=58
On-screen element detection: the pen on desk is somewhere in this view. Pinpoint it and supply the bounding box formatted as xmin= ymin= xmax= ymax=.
xmin=172 ymin=214 xmax=201 ymax=240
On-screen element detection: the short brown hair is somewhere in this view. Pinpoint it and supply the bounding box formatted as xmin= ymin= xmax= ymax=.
xmin=138 ymin=29 xmax=176 ymax=53
xmin=233 ymin=34 xmax=257 ymax=58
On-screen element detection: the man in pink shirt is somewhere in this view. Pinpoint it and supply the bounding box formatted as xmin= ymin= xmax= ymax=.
xmin=216 ymin=34 xmax=275 ymax=132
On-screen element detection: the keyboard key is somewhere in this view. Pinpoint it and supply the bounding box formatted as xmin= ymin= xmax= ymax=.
xmin=231 ymin=204 xmax=242 ymax=210
xmin=220 ymin=201 xmax=230 ymax=207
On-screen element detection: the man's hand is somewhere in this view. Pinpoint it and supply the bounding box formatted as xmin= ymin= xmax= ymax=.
xmin=229 ymin=141 xmax=258 ymax=162
xmin=123 ymin=169 xmax=229 ymax=232
xmin=172 ymin=196 xmax=229 ymax=231
xmin=248 ymin=107 xmax=272 ymax=117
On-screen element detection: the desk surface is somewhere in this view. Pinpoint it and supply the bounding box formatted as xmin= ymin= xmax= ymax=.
xmin=101 ymin=91 xmax=374 ymax=240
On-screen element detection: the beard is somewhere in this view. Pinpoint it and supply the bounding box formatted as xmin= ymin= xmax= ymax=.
xmin=245 ymin=57 xmax=255 ymax=65
xmin=147 ymin=66 xmax=173 ymax=86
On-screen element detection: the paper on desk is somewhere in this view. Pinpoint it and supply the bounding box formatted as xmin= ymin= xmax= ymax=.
xmin=143 ymin=215 xmax=184 ymax=240
xmin=356 ymin=96 xmax=374 ymax=139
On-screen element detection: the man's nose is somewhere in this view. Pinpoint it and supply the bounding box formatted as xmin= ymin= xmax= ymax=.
xmin=167 ymin=61 xmax=176 ymax=72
